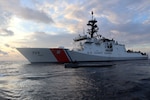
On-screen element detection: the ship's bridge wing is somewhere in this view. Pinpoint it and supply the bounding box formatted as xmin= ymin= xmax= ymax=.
xmin=74 ymin=35 xmax=88 ymax=42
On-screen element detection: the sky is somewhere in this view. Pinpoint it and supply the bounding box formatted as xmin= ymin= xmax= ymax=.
xmin=0 ymin=0 xmax=150 ymax=61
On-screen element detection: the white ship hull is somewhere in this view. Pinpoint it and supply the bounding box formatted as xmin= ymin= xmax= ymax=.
xmin=17 ymin=48 xmax=148 ymax=63
xmin=17 ymin=48 xmax=70 ymax=63
xmin=68 ymin=50 xmax=148 ymax=62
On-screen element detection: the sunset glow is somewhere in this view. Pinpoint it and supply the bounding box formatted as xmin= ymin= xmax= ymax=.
xmin=0 ymin=0 xmax=150 ymax=61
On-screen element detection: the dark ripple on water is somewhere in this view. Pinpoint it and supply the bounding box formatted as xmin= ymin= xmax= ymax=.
xmin=0 ymin=60 xmax=150 ymax=100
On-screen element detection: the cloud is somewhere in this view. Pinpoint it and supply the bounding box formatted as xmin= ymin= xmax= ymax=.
xmin=115 ymin=23 xmax=150 ymax=35
xmin=15 ymin=31 xmax=76 ymax=48
xmin=83 ymin=0 xmax=150 ymax=24
xmin=0 ymin=0 xmax=53 ymax=24
xmin=64 ymin=4 xmax=86 ymax=21
xmin=4 ymin=44 xmax=10 ymax=47
xmin=0 ymin=0 xmax=150 ymax=58
xmin=32 ymin=31 xmax=75 ymax=47
xmin=42 ymin=0 xmax=150 ymax=36
xmin=143 ymin=18 xmax=150 ymax=24
xmin=99 ymin=19 xmax=150 ymax=47
xmin=0 ymin=50 xmax=8 ymax=55
xmin=0 ymin=10 xmax=11 ymax=27
xmin=0 ymin=28 xmax=14 ymax=36
xmin=18 ymin=7 xmax=54 ymax=24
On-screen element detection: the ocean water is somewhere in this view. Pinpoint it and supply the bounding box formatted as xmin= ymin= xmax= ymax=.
xmin=0 ymin=60 xmax=150 ymax=100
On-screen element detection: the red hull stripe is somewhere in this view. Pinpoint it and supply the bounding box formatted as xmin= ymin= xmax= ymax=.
xmin=50 ymin=48 xmax=70 ymax=63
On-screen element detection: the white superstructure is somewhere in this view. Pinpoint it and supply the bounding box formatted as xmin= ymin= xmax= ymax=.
xmin=17 ymin=12 xmax=148 ymax=63
xmin=68 ymin=36 xmax=148 ymax=62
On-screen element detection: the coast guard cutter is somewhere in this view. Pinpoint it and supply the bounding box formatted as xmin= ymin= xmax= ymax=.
xmin=17 ymin=12 xmax=148 ymax=63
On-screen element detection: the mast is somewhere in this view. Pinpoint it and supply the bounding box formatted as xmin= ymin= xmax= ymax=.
xmin=87 ymin=11 xmax=99 ymax=38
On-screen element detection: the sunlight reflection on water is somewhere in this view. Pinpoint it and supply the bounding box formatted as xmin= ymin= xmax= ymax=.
xmin=0 ymin=60 xmax=150 ymax=100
